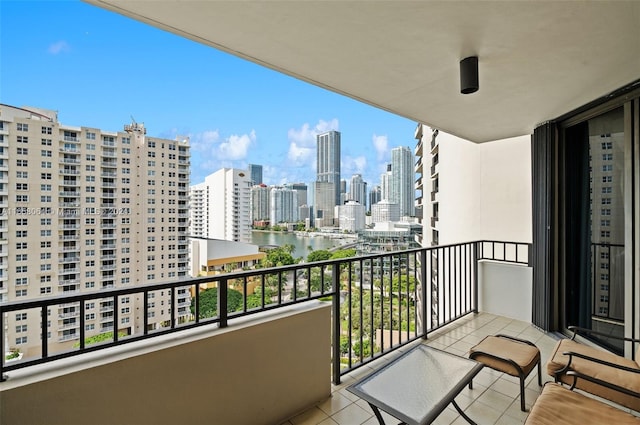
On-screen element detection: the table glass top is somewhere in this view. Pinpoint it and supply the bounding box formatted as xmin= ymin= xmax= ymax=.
xmin=348 ymin=345 xmax=483 ymax=425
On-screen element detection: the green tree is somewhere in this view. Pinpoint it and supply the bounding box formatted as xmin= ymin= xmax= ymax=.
xmin=192 ymin=287 xmax=245 ymax=318
xmin=261 ymin=244 xmax=297 ymax=268
xmin=307 ymin=249 xmax=332 ymax=263
xmin=330 ymin=248 xmax=357 ymax=260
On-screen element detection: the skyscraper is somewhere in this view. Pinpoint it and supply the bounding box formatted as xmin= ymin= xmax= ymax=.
xmin=391 ymin=146 xmax=415 ymax=217
xmin=314 ymin=130 xmax=341 ymax=226
xmin=270 ymin=186 xmax=298 ymax=224
xmin=348 ymin=173 xmax=367 ymax=207
xmin=248 ymin=163 xmax=263 ymax=185
xmin=189 ymin=168 xmax=252 ymax=243
xmin=250 ymin=184 xmax=271 ymax=224
xmin=1 ymin=104 xmax=191 ymax=357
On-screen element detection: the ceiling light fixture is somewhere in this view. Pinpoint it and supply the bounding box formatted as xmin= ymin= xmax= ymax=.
xmin=460 ymin=56 xmax=479 ymax=94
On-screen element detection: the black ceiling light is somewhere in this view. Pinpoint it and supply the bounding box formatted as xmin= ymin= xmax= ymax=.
xmin=460 ymin=56 xmax=479 ymax=94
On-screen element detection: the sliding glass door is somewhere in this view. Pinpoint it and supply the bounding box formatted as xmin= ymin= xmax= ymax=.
xmin=562 ymin=107 xmax=626 ymax=353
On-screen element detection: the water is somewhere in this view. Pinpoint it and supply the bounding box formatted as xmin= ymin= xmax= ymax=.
xmin=250 ymin=231 xmax=342 ymax=260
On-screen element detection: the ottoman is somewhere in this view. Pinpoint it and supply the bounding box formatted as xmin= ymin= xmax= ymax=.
xmin=469 ymin=334 xmax=542 ymax=411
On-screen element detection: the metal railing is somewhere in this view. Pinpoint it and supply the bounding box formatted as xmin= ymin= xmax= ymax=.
xmin=0 ymin=240 xmax=530 ymax=382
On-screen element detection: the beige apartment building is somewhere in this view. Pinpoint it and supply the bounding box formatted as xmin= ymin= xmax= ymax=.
xmin=0 ymin=104 xmax=191 ymax=358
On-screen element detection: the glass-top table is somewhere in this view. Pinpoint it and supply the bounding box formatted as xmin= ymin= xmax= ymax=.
xmin=347 ymin=344 xmax=484 ymax=425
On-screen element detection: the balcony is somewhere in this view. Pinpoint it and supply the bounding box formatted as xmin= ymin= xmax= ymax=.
xmin=0 ymin=241 xmax=546 ymax=424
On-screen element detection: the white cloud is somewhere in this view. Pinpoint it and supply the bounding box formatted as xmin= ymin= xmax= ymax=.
xmin=287 ymin=118 xmax=339 ymax=166
xmin=217 ymin=130 xmax=256 ymax=160
xmin=342 ymin=155 xmax=368 ymax=177
xmin=372 ymin=134 xmax=389 ymax=161
xmin=48 ymin=41 xmax=70 ymax=55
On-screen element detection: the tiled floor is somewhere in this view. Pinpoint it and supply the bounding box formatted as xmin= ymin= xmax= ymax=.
xmin=282 ymin=312 xmax=561 ymax=425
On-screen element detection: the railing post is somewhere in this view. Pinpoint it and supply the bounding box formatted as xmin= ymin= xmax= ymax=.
xmin=219 ymin=277 xmax=228 ymax=328
xmin=332 ymin=263 xmax=341 ymax=385
xmin=473 ymin=242 xmax=479 ymax=313
xmin=421 ymin=249 xmax=428 ymax=340
xmin=1 ymin=307 xmax=5 ymax=381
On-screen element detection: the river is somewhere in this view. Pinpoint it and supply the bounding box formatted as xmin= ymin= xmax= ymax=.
xmin=250 ymin=231 xmax=344 ymax=259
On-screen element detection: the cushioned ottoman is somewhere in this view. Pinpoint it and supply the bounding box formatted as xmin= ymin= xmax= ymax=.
xmin=469 ymin=334 xmax=542 ymax=411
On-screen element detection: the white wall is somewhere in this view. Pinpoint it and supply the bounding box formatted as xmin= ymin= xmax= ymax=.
xmin=479 ymin=261 xmax=532 ymax=322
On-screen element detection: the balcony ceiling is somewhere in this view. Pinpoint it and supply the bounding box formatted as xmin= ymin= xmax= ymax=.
xmin=84 ymin=1 xmax=640 ymax=143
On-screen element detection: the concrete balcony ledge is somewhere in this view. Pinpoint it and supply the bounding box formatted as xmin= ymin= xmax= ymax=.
xmin=1 ymin=301 xmax=331 ymax=425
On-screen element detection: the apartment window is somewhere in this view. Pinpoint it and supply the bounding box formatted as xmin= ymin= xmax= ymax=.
xmin=16 ymin=159 xmax=28 ymax=167
xmin=121 ymin=178 xmax=130 ymax=184
xmin=41 ymin=149 xmax=52 ymax=157
xmin=85 ymin=228 xmax=95 ymax=235
xmin=42 ymin=126 xmax=52 ymax=134
xmin=86 ymin=154 xmax=95 ymax=161
xmin=40 ymin=275 xmax=51 ymax=283
xmin=86 ymin=239 xmax=95 ymax=246
xmin=87 ymin=143 xmax=96 ymax=150
xmin=41 ymin=184 xmax=52 ymax=191
xmin=15 ymin=277 xmax=27 ymax=286
xmin=15 ymin=337 xmax=27 ymax=345
xmin=122 ymin=137 xmax=130 ymax=145
xmin=15 ymin=324 xmax=28 ymax=333
xmin=601 ymin=219 xmax=611 ymax=227
xmin=122 ymin=148 xmax=130 ymax=154
xmin=41 ymin=173 xmax=52 ymax=180
xmin=16 ymin=242 xmax=27 ymax=249
xmin=601 ymin=141 xmax=613 ymax=149
xmin=85 ymin=260 xmax=95 ymax=267
xmin=122 ymin=158 xmax=130 ymax=164
xmin=16 ymin=313 xmax=27 ymax=321
xmin=601 ymin=273 xmax=609 ymax=280
xmin=85 ymin=271 xmax=95 ymax=278
xmin=40 ymin=264 xmax=51 ymax=271
xmin=85 ymin=197 xmax=95 ymax=203
xmin=15 ymin=254 xmax=27 ymax=261
xmin=601 ymin=230 xmax=611 ymax=238
xmin=40 ymin=229 xmax=52 ymax=237
xmin=40 ymin=253 xmax=52 ymax=261
xmin=86 ymin=165 xmax=95 ymax=172
xmin=16 ymin=171 xmax=28 ymax=178
xmin=85 ymin=217 xmax=95 ymax=224
xmin=40 ymin=287 xmax=52 ymax=295
xmin=121 ymin=257 xmax=130 ymax=264
xmin=17 ymin=147 xmax=28 ymax=155
xmin=15 ymin=183 xmax=28 ymax=190
xmin=16 ymin=123 xmax=28 ymax=131
xmin=602 ymin=153 xmax=613 ymax=161
xmin=122 ymin=237 xmax=130 ymax=244
xmin=15 ymin=194 xmax=28 ymax=202
xmin=86 ymin=175 xmax=95 ymax=182
xmin=85 ymin=324 xmax=95 ymax=331
xmin=40 ymin=195 xmax=52 ymax=202
xmin=601 ymin=208 xmax=611 ymax=216
xmin=16 ymin=218 xmax=27 ymax=226
xmin=122 ymin=168 xmax=130 ymax=174
xmin=602 ymin=164 xmax=613 ymax=172
xmin=601 ymin=198 xmax=611 ymax=205
xmin=16 ymin=289 xmax=27 ymax=297
xmin=86 ymin=132 xmax=96 ymax=140
xmin=85 ymin=281 xmax=95 ymax=289
xmin=41 ymin=161 xmax=52 ymax=168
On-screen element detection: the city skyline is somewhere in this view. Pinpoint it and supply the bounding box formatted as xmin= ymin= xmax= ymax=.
xmin=0 ymin=0 xmax=417 ymax=188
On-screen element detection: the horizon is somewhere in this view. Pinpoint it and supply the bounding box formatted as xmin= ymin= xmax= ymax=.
xmin=0 ymin=0 xmax=418 ymax=190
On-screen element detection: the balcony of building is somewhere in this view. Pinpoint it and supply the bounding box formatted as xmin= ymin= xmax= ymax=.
xmin=0 ymin=241 xmax=565 ymax=425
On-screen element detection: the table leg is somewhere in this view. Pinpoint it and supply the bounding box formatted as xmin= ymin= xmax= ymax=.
xmin=367 ymin=403 xmax=408 ymax=425
xmin=451 ymin=400 xmax=477 ymax=425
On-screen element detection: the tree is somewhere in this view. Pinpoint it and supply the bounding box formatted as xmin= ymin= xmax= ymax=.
xmin=307 ymin=249 xmax=332 ymax=263
xmin=261 ymin=244 xmax=297 ymax=268
xmin=192 ymin=287 xmax=244 ymax=318
xmin=330 ymin=248 xmax=357 ymax=260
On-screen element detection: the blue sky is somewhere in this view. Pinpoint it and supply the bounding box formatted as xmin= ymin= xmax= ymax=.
xmin=0 ymin=0 xmax=416 ymax=187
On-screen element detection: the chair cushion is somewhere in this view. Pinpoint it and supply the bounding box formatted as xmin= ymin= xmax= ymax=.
xmin=469 ymin=335 xmax=540 ymax=377
xmin=525 ymin=383 xmax=640 ymax=425
xmin=547 ymin=338 xmax=640 ymax=411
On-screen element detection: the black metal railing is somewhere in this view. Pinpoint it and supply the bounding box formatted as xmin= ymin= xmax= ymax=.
xmin=1 ymin=240 xmax=531 ymax=383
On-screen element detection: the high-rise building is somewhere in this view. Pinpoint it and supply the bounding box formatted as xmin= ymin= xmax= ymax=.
xmin=189 ymin=168 xmax=252 ymax=243
xmin=369 ymin=185 xmax=382 ymax=211
xmin=348 ymin=173 xmax=367 ymax=207
xmin=270 ymin=186 xmax=298 ymax=224
xmin=250 ymin=184 xmax=271 ymax=224
xmin=314 ymin=131 xmax=341 ymax=227
xmin=290 ymin=183 xmax=308 ymax=208
xmin=248 ymin=164 xmax=263 ymax=185
xmin=0 ymin=104 xmax=191 ymax=357
xmin=338 ymin=201 xmax=366 ymax=232
xmin=391 ymin=146 xmax=415 ymax=217
xmin=380 ymin=163 xmax=392 ymax=201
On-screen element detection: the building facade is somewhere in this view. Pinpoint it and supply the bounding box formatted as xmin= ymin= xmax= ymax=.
xmin=390 ymin=146 xmax=415 ymax=217
xmin=189 ymin=168 xmax=252 ymax=243
xmin=250 ymin=183 xmax=271 ymax=224
xmin=315 ymin=130 xmax=341 ymax=215
xmin=269 ymin=186 xmax=298 ymax=225
xmin=0 ymin=104 xmax=191 ymax=357
xmin=248 ymin=163 xmax=263 ymax=185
